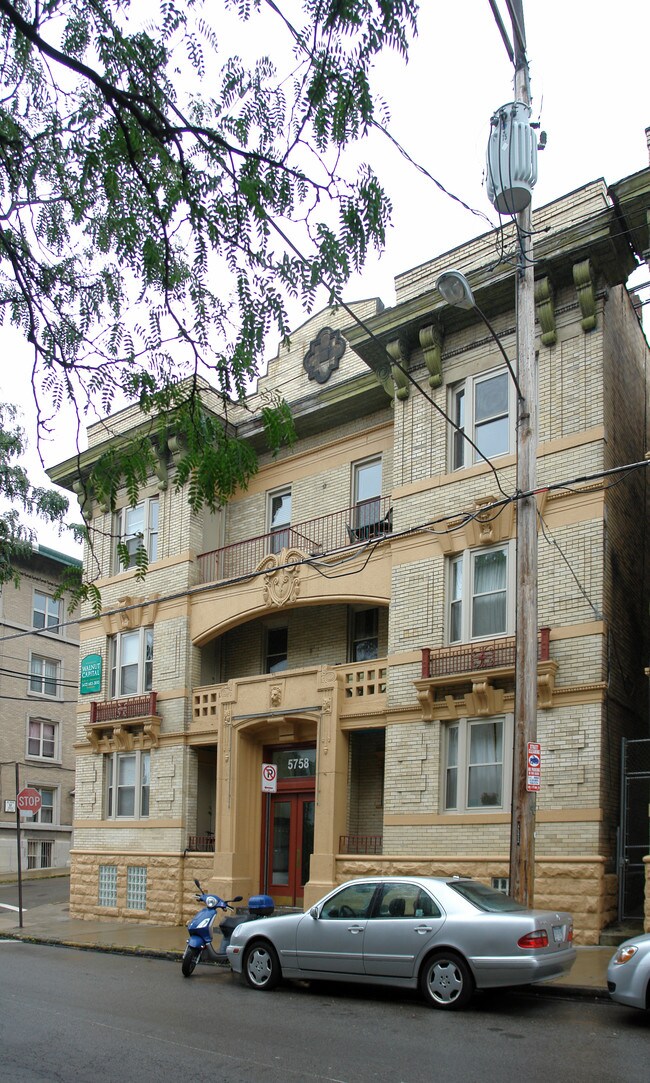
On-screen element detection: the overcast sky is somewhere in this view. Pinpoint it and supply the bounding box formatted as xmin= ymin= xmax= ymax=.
xmin=1 ymin=0 xmax=648 ymax=556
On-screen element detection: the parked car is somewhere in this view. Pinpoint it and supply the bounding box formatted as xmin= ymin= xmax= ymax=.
xmin=227 ymin=875 xmax=575 ymax=1010
xmin=607 ymin=932 xmax=650 ymax=1010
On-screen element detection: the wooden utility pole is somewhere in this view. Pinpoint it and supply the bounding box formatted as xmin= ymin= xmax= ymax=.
xmin=508 ymin=0 xmax=538 ymax=906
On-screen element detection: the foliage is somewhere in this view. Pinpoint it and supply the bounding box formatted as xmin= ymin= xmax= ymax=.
xmin=0 ymin=0 xmax=418 ymax=585
xmin=0 ymin=402 xmax=82 ymax=585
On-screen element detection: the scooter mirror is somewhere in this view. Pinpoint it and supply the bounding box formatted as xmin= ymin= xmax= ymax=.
xmin=194 ymin=878 xmax=202 ymax=889
xmin=233 ymin=895 xmax=243 ymax=902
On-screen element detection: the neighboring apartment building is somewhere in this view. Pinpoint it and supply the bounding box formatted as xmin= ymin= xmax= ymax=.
xmin=0 ymin=545 xmax=81 ymax=874
xmin=49 ymin=163 xmax=650 ymax=942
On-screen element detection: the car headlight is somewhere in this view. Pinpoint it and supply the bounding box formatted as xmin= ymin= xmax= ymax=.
xmin=613 ymin=945 xmax=638 ymax=964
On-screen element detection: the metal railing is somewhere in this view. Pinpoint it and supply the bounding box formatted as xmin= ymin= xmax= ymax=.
xmin=421 ymin=628 xmax=550 ymax=679
xmin=89 ymin=692 xmax=158 ymax=724
xmin=186 ymin=835 xmax=216 ymax=853
xmin=339 ymin=834 xmax=383 ymax=855
xmin=197 ymin=498 xmax=392 ymax=585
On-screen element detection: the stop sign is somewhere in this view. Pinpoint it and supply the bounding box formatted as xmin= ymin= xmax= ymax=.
xmin=17 ymin=787 xmax=42 ymax=815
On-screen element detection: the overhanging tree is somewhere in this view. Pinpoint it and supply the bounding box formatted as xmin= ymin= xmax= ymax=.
xmin=0 ymin=0 xmax=418 ymax=588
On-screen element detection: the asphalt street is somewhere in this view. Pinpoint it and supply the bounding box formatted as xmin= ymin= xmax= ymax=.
xmin=0 ymin=940 xmax=647 ymax=1083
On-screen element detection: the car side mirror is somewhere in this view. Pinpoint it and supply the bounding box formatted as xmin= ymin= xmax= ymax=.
xmin=309 ymin=906 xmax=319 ymax=919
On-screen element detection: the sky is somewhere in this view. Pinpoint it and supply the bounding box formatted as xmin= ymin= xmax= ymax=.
xmin=1 ymin=0 xmax=649 ymax=557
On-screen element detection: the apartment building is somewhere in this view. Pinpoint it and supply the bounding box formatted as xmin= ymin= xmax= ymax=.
xmin=50 ymin=164 xmax=650 ymax=941
xmin=0 ymin=545 xmax=81 ymax=874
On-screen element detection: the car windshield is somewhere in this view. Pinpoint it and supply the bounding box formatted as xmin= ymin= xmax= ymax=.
xmin=447 ymin=880 xmax=526 ymax=913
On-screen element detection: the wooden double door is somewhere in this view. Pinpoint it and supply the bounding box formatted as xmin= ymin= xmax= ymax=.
xmin=266 ymin=789 xmax=315 ymax=907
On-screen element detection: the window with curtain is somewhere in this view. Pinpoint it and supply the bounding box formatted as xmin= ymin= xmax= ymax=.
xmin=448 ymin=543 xmax=512 ymax=643
xmin=444 ymin=717 xmax=510 ymax=812
xmin=109 ymin=627 xmax=153 ymax=698
xmin=106 ymin=750 xmax=150 ymax=819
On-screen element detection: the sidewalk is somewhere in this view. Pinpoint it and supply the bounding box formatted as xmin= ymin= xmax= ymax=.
xmin=0 ymin=895 xmax=613 ymax=998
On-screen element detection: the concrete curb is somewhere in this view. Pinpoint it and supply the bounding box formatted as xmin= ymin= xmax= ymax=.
xmin=2 ymin=927 xmax=610 ymax=999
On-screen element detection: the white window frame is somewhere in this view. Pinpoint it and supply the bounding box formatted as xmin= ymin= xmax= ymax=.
xmin=27 ymin=717 xmax=59 ymax=762
xmin=443 ymin=715 xmax=513 ymax=813
xmin=449 ymin=366 xmax=515 ymax=470
xmin=32 ymin=786 xmax=57 ymax=825
xmin=33 ymin=590 xmax=61 ymax=633
xmin=106 ymin=750 xmax=150 ymax=820
xmin=29 ymin=654 xmax=61 ymax=699
xmin=447 ymin=542 xmax=515 ymax=644
xmin=109 ymin=627 xmax=153 ymax=698
xmin=267 ymin=487 xmax=291 ymax=553
xmin=115 ymin=496 xmax=159 ymax=572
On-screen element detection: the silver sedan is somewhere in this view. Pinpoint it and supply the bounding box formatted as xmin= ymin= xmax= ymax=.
xmin=227 ymin=875 xmax=575 ymax=1010
xmin=607 ymin=932 xmax=650 ymax=1010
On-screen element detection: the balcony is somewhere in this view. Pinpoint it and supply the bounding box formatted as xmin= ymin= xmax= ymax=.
xmin=197 ymin=498 xmax=393 ymax=585
xmin=416 ymin=629 xmax=558 ymax=718
xmin=85 ymin=692 xmax=161 ymax=751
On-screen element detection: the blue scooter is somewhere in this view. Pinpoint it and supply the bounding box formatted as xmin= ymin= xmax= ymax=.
xmin=182 ymin=878 xmax=274 ymax=977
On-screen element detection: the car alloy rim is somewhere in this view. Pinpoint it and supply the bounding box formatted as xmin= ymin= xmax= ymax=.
xmin=428 ymin=959 xmax=463 ymax=1003
xmin=248 ymin=947 xmax=272 ymax=986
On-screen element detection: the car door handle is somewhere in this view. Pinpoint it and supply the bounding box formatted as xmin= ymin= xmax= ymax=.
xmin=415 ymin=925 xmax=433 ymax=933
xmin=348 ymin=925 xmax=364 ymax=934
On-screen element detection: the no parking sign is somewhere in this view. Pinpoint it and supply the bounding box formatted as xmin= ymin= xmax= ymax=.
xmin=261 ymin=763 xmax=278 ymax=793
xmin=526 ymin=742 xmax=541 ymax=792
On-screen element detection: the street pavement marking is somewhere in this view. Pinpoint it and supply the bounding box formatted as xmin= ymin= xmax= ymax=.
xmin=0 ymin=903 xmax=21 ymax=912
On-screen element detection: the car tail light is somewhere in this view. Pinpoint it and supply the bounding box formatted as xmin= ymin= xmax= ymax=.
xmin=567 ymin=924 xmax=573 ymax=942
xmin=518 ymin=929 xmax=549 ymax=949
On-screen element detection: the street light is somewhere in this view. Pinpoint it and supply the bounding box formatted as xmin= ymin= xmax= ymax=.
xmin=436 ymin=266 xmax=538 ymax=907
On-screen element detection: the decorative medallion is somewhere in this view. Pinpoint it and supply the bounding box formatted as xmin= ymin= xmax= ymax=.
xmin=257 ymin=549 xmax=302 ymax=607
xmin=303 ymin=326 xmax=345 ymax=384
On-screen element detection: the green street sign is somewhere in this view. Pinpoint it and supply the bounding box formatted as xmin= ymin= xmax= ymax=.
xmin=80 ymin=653 xmax=102 ymax=695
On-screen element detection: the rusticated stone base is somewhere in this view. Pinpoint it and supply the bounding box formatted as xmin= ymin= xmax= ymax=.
xmin=335 ymin=854 xmax=619 ymax=944
xmin=70 ymin=850 xmax=215 ymax=925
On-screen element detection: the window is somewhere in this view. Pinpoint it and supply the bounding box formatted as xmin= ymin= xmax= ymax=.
xmin=109 ymin=628 xmax=153 ymax=697
xmin=266 ymin=626 xmax=288 ymax=673
xmin=352 ymin=458 xmax=382 ymax=535
xmin=448 ymin=544 xmax=513 ymax=643
xmin=106 ymin=750 xmax=150 ymax=819
xmin=268 ymin=488 xmax=291 ymax=553
xmin=34 ymin=787 xmax=55 ymax=824
xmin=450 ymin=368 xmax=514 ymax=469
xmin=33 ymin=591 xmax=61 ymax=632
xmin=375 ymin=882 xmax=442 ymax=919
xmin=444 ymin=716 xmax=511 ymax=812
xmin=28 ymin=840 xmax=53 ymax=870
xmin=29 ymin=654 xmax=61 ymax=698
xmin=126 ymin=866 xmax=148 ymax=910
xmin=115 ymin=497 xmax=159 ymax=571
xmin=27 ymin=718 xmax=58 ymax=760
xmin=320 ymin=881 xmax=377 ymax=919
xmin=98 ymin=865 xmax=118 ymax=907
xmin=349 ymin=606 xmax=379 ymax=662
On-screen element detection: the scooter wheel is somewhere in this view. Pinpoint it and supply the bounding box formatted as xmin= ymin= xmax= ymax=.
xmin=181 ymin=946 xmax=201 ymax=977
xmin=243 ymin=940 xmax=281 ymax=991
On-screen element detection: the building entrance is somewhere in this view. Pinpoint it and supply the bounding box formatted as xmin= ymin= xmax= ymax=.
xmin=262 ymin=744 xmax=315 ymax=907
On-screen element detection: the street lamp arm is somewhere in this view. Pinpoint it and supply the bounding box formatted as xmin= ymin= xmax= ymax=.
xmin=474 ymin=303 xmax=525 ymax=405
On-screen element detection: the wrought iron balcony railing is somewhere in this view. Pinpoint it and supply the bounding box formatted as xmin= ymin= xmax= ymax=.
xmin=197 ymin=498 xmax=392 ymax=585
xmin=89 ymin=692 xmax=158 ymax=724
xmin=339 ymin=834 xmax=383 ymax=855
xmin=420 ymin=628 xmax=550 ymax=679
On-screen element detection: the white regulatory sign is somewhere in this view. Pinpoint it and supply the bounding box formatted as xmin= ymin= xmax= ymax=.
xmin=261 ymin=763 xmax=278 ymax=793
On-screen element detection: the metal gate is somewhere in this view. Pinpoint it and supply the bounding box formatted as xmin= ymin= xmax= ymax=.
xmin=618 ymin=737 xmax=650 ymax=921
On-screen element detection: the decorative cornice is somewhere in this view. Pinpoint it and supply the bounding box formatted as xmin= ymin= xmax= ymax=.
xmin=573 ymin=259 xmax=597 ymax=332
xmin=418 ymin=323 xmax=443 ymax=388
xmin=534 ymin=276 xmax=557 ymax=346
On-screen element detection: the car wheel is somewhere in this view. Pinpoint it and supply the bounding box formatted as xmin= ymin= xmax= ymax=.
xmin=181 ymin=945 xmax=201 ymax=977
xmin=243 ymin=940 xmax=281 ymax=991
xmin=419 ymin=951 xmax=474 ymax=1010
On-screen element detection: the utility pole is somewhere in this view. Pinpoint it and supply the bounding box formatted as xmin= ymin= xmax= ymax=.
xmin=508 ymin=0 xmax=538 ymax=907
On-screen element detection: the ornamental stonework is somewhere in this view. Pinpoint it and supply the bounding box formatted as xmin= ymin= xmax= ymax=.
xmin=303 ymin=326 xmax=345 ymax=384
